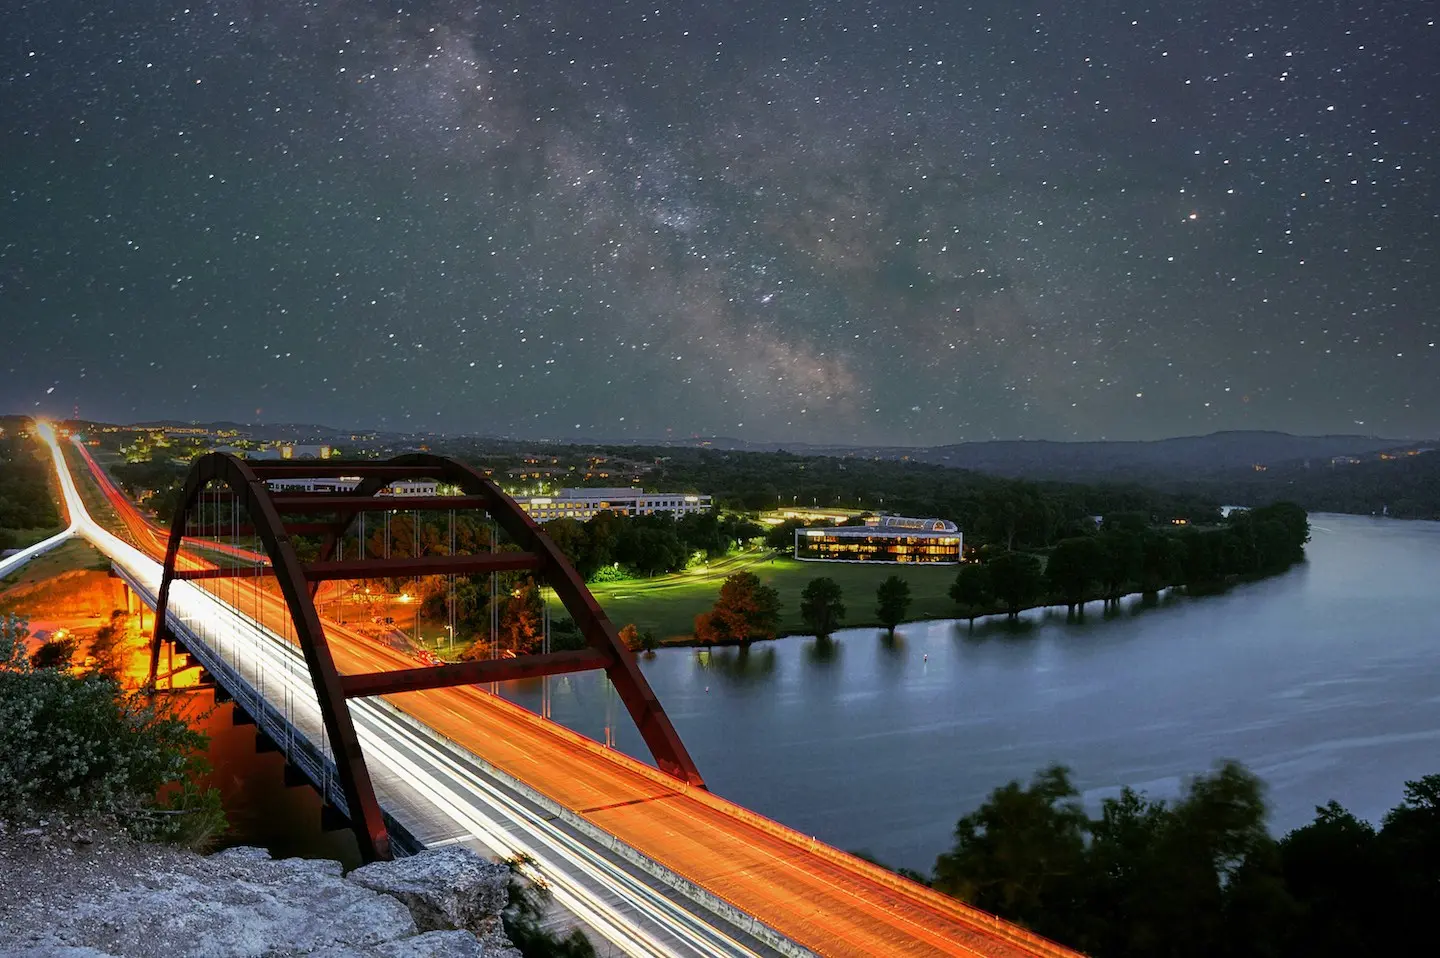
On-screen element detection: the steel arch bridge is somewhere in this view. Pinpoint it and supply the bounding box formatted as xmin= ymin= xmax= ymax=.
xmin=147 ymin=452 xmax=703 ymax=861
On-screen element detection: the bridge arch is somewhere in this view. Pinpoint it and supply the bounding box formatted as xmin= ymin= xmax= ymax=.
xmin=149 ymin=452 xmax=702 ymax=861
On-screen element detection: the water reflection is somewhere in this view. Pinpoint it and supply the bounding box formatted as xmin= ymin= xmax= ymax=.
xmin=695 ymin=644 xmax=777 ymax=684
xmin=613 ymin=516 xmax=1440 ymax=873
xmin=956 ymin=615 xmax=1039 ymax=641
xmin=804 ymin=635 xmax=842 ymax=664
xmin=879 ymin=631 xmax=905 ymax=654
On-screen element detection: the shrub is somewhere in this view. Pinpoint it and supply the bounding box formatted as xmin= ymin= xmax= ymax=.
xmin=0 ymin=614 xmax=224 ymax=847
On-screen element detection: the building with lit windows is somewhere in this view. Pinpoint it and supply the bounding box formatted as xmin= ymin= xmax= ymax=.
xmin=513 ymin=488 xmax=711 ymax=522
xmin=794 ymin=515 xmax=961 ymax=564
xmin=265 ymin=477 xmax=439 ymax=497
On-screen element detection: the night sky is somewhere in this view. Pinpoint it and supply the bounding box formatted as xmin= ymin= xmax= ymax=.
xmin=2 ymin=1 xmax=1436 ymax=444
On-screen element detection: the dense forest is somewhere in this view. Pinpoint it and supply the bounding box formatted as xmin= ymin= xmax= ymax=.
xmin=575 ymin=444 xmax=1229 ymax=548
xmin=1181 ymin=450 xmax=1440 ymax=519
xmin=0 ymin=435 xmax=61 ymax=548
xmin=917 ymin=761 xmax=1440 ymax=958
xmin=947 ymin=502 xmax=1311 ymax=621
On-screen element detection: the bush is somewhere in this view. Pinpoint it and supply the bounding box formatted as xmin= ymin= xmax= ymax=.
xmin=0 ymin=614 xmax=225 ymax=847
xmin=503 ymin=854 xmax=597 ymax=957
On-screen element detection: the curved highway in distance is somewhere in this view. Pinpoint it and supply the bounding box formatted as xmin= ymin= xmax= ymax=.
xmin=50 ymin=423 xmax=1081 ymax=958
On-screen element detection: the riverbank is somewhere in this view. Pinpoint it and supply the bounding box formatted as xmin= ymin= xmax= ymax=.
xmin=633 ymin=563 xmax=1305 ymax=649
xmin=579 ymin=502 xmax=1311 ymax=647
xmin=524 ymin=514 xmax=1437 ymax=877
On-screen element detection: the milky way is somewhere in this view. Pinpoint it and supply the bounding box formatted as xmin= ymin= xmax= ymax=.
xmin=2 ymin=1 xmax=1436 ymax=443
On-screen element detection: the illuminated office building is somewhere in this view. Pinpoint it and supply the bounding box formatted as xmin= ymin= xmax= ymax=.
xmin=794 ymin=515 xmax=961 ymax=564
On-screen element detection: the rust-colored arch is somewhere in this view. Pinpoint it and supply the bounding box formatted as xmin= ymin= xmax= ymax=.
xmin=148 ymin=452 xmax=703 ymax=861
xmin=148 ymin=452 xmax=392 ymax=860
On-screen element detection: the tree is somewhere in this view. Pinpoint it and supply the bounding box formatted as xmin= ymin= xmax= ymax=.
xmin=932 ymin=765 xmax=1088 ymax=934
xmin=614 ymin=522 xmax=688 ymax=576
xmin=88 ymin=622 xmax=127 ymax=678
xmin=482 ymin=578 xmax=543 ymax=655
xmin=1277 ymin=802 xmax=1386 ymax=958
xmin=1046 ymin=537 xmax=1098 ymax=614
xmin=618 ymin=623 xmax=641 ymax=652
xmin=693 ymin=571 xmax=781 ymax=644
xmin=30 ymin=635 xmax=78 ymax=670
xmin=1379 ymin=773 xmax=1440 ymax=943
xmin=1139 ymin=531 xmax=1185 ymax=594
xmin=502 ymin=854 xmax=598 ymax=958
xmin=949 ymin=563 xmax=994 ymax=624
xmin=765 ymin=518 xmax=810 ymax=551
xmin=1095 ymin=530 xmax=1144 ymax=607
xmin=875 ymin=575 xmax=911 ymax=636
xmin=986 ymin=552 xmax=1044 ymax=619
xmin=799 ymin=577 xmax=845 ymax=639
xmin=639 ymin=629 xmax=660 ymax=653
xmin=542 ymin=517 xmax=593 ymax=578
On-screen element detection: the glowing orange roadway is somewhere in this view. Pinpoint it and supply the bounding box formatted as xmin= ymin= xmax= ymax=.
xmin=79 ymin=445 xmax=1077 ymax=958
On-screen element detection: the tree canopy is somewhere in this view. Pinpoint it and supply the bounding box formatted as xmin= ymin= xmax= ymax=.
xmin=875 ymin=576 xmax=912 ymax=636
xmin=799 ymin=577 xmax=845 ymax=640
xmin=927 ymin=761 xmax=1440 ymax=958
xmin=694 ymin=572 xmax=782 ymax=645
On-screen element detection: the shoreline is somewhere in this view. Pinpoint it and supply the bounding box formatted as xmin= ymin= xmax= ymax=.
xmin=652 ymin=565 xmax=1300 ymax=651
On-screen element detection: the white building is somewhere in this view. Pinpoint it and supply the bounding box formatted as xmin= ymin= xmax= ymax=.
xmin=513 ymin=487 xmax=711 ymax=522
xmin=265 ymin=477 xmax=439 ymax=497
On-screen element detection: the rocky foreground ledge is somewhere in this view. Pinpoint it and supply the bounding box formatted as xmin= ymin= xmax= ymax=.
xmin=0 ymin=823 xmax=522 ymax=958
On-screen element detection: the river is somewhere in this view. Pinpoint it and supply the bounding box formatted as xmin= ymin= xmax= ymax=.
xmin=211 ymin=514 xmax=1440 ymax=875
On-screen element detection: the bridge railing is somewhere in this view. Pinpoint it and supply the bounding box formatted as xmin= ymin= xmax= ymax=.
xmin=361 ymin=691 xmax=820 ymax=958
xmin=399 ymin=682 xmax=1079 ymax=958
xmin=120 ymin=565 xmax=427 ymax=853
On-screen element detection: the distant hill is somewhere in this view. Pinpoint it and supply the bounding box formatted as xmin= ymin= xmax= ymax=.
xmin=905 ymin=431 xmax=1420 ymax=480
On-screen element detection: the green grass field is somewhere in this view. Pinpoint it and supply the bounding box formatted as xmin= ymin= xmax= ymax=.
xmin=554 ymin=549 xmax=963 ymax=642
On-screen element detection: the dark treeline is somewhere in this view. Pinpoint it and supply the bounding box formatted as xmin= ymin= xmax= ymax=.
xmin=917 ymin=761 xmax=1440 ymax=958
xmin=950 ymin=502 xmax=1311 ymax=620
xmin=0 ymin=436 xmax=62 ymax=546
xmin=110 ymin=456 xmax=188 ymax=522
xmin=1180 ymin=449 xmax=1440 ymax=520
xmin=621 ymin=446 xmax=1228 ymax=550
xmin=113 ymin=441 xmax=1231 ymax=556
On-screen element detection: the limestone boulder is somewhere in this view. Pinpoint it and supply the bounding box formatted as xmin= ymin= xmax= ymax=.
xmin=346 ymin=847 xmax=510 ymax=939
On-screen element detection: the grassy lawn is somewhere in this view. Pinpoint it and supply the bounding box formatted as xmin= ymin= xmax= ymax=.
xmin=554 ymin=549 xmax=963 ymax=642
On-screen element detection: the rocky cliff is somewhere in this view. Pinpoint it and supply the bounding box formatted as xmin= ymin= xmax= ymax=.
xmin=0 ymin=822 xmax=520 ymax=958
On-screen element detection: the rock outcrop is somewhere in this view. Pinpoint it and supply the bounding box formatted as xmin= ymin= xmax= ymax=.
xmin=0 ymin=825 xmax=519 ymax=958
xmin=348 ymin=846 xmax=511 ymax=951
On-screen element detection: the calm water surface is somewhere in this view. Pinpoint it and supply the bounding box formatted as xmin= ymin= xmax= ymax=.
xmin=510 ymin=514 xmax=1440 ymax=872
xmin=213 ymin=514 xmax=1440 ymax=874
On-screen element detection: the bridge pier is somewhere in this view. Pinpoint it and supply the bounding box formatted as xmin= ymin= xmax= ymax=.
xmin=320 ymin=804 xmax=350 ymax=833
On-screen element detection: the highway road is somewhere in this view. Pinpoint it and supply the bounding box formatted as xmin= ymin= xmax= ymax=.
xmin=50 ymin=425 xmax=1080 ymax=958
